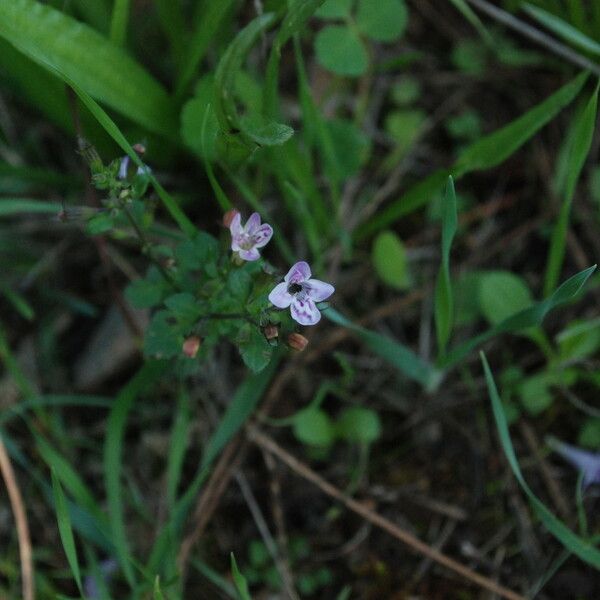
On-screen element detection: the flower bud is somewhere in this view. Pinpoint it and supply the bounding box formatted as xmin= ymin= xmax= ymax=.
xmin=182 ymin=336 xmax=201 ymax=358
xmin=132 ymin=143 xmax=147 ymax=156
xmin=263 ymin=324 xmax=279 ymax=341
xmin=222 ymin=209 xmax=240 ymax=228
xmin=287 ymin=333 xmax=308 ymax=352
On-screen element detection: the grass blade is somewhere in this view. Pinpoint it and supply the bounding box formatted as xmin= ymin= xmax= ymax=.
xmin=109 ymin=0 xmax=130 ymax=46
xmin=434 ymin=176 xmax=457 ymax=356
xmin=0 ymin=0 xmax=177 ymax=137
xmin=104 ymin=361 xmax=169 ymax=587
xmin=0 ymin=199 xmax=62 ymax=216
xmin=481 ymin=352 xmax=600 ymax=570
xmin=449 ymin=0 xmax=494 ymax=45
xmin=52 ymin=469 xmax=84 ymax=594
xmin=544 ymin=82 xmax=599 ymax=295
xmin=523 ymin=3 xmax=600 ymax=56
xmin=230 ymin=553 xmax=252 ymax=600
xmin=443 ymin=265 xmax=596 ymax=367
xmin=325 ymin=308 xmax=441 ymax=389
xmin=357 ymin=72 xmax=588 ymax=239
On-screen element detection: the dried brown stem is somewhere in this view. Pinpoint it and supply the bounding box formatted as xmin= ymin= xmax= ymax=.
xmin=247 ymin=425 xmax=526 ymax=600
xmin=0 ymin=435 xmax=35 ymax=600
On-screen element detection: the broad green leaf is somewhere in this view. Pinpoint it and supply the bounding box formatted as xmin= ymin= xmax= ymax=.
xmin=336 ymin=407 xmax=382 ymax=444
xmin=316 ymin=0 xmax=353 ymax=19
xmin=293 ymin=408 xmax=336 ymax=447
xmin=481 ymin=353 xmax=600 ymax=570
xmin=52 ymin=470 xmax=83 ymax=594
xmin=545 ymin=83 xmax=599 ymax=295
xmin=0 ymin=0 xmax=177 ymax=137
xmin=325 ymin=308 xmax=441 ymax=388
xmin=556 ymin=317 xmax=600 ymax=361
xmin=315 ymin=25 xmax=368 ymax=76
xmin=125 ymin=271 xmax=166 ymax=309
xmin=144 ymin=311 xmax=184 ymax=359
xmin=239 ymin=115 xmax=294 ymax=146
xmin=479 ymin=271 xmax=533 ymax=326
xmin=231 ymin=553 xmax=253 ymax=600
xmin=103 ymin=361 xmax=169 ymax=587
xmin=372 ymin=230 xmax=411 ymax=290
xmin=356 ymin=72 xmax=588 ymax=239
xmin=434 ymin=176 xmax=457 ymax=355
xmin=524 ymin=4 xmax=600 ymax=56
xmin=356 ymin=0 xmax=408 ymax=43
xmin=455 ymin=72 xmax=589 ymax=175
xmin=326 ymin=118 xmax=371 ymax=178
xmin=443 ymin=266 xmax=596 ymax=368
xmin=518 ymin=372 xmax=555 ymax=415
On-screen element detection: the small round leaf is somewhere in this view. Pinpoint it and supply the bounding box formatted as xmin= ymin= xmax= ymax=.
xmin=356 ymin=0 xmax=408 ymax=42
xmin=315 ymin=25 xmax=368 ymax=77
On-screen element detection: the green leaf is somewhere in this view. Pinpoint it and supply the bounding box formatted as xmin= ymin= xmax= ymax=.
xmin=481 ymin=352 xmax=600 ymax=570
xmin=524 ymin=4 xmax=600 ymax=56
xmin=355 ymin=0 xmax=408 ymax=43
xmin=356 ymin=72 xmax=588 ymax=239
xmin=0 ymin=198 xmax=62 ymax=216
xmin=239 ymin=327 xmax=273 ymax=373
xmin=110 ymin=0 xmax=130 ymax=46
xmin=0 ymin=284 xmax=35 ymax=321
xmin=125 ymin=271 xmax=165 ymax=309
xmin=578 ymin=418 xmax=600 ymax=449
xmin=231 ymin=553 xmax=253 ymax=600
xmin=316 ymin=0 xmax=353 ymax=19
xmin=315 ymin=25 xmax=368 ymax=77
xmin=293 ymin=408 xmax=335 ymax=447
xmin=443 ymin=266 xmax=596 ymax=368
xmin=326 ymin=118 xmax=371 ymax=178
xmin=544 ymin=83 xmax=599 ymax=295
xmin=325 ymin=308 xmax=442 ymax=389
xmin=175 ymin=232 xmax=219 ymax=275
xmin=52 ymin=470 xmax=83 ymax=594
xmin=518 ymin=372 xmax=555 ymax=415
xmin=0 ymin=0 xmax=177 ymax=137
xmin=144 ymin=311 xmax=184 ymax=359
xmin=479 ymin=271 xmax=533 ymax=326
xmin=372 ymin=230 xmax=411 ymax=290
xmin=556 ymin=317 xmax=600 ymax=361
xmin=335 ymin=407 xmax=382 ymax=444
xmin=434 ymin=176 xmax=457 ymax=355
xmin=239 ymin=114 xmax=294 ymax=146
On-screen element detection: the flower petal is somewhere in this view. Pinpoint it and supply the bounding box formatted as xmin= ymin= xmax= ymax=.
xmin=245 ymin=212 xmax=261 ymax=234
xmin=229 ymin=212 xmax=243 ymax=238
xmin=118 ymin=156 xmax=130 ymax=180
xmin=239 ymin=248 xmax=260 ymax=261
xmin=269 ymin=282 xmax=293 ymax=308
xmin=285 ymin=261 xmax=311 ymax=284
xmin=549 ymin=439 xmax=600 ymax=488
xmin=291 ymin=297 xmax=321 ymax=325
xmin=307 ymin=279 xmax=334 ymax=302
xmin=252 ymin=224 xmax=273 ymax=248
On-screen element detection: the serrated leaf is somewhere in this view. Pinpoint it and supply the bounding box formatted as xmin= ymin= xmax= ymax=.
xmin=372 ymin=230 xmax=411 ymax=290
xmin=356 ymin=0 xmax=408 ymax=42
xmin=239 ymin=327 xmax=272 ymax=372
xmin=0 ymin=0 xmax=177 ymax=137
xmin=315 ymin=25 xmax=368 ymax=77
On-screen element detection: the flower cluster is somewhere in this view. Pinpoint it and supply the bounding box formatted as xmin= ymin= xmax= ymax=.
xmin=227 ymin=210 xmax=335 ymax=326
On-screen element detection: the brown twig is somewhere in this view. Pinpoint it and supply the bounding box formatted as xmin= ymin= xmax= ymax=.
xmin=247 ymin=425 xmax=526 ymax=600
xmin=0 ymin=435 xmax=35 ymax=600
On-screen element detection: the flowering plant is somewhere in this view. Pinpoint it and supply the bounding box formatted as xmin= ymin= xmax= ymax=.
xmin=83 ymin=149 xmax=334 ymax=373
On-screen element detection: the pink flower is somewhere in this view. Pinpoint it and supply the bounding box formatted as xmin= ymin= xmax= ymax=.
xmin=229 ymin=212 xmax=273 ymax=261
xmin=268 ymin=261 xmax=334 ymax=325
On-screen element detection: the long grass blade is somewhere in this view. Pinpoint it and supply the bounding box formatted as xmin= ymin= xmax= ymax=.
xmin=109 ymin=0 xmax=130 ymax=46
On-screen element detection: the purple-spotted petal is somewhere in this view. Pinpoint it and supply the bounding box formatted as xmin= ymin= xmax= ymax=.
xmin=245 ymin=212 xmax=261 ymax=234
xmin=239 ymin=247 xmax=260 ymax=261
xmin=291 ymin=297 xmax=321 ymax=325
xmin=285 ymin=261 xmax=311 ymax=284
xmin=269 ymin=282 xmax=293 ymax=308
xmin=252 ymin=224 xmax=273 ymax=248
xmin=306 ymin=279 xmax=335 ymax=302
xmin=229 ymin=212 xmax=243 ymax=238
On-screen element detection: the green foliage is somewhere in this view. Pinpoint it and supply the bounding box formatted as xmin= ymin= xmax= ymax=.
xmin=478 ymin=271 xmax=533 ymax=325
xmin=335 ymin=406 xmax=381 ymax=444
xmin=355 ymin=0 xmax=408 ymax=43
xmin=372 ymin=230 xmax=411 ymax=290
xmin=231 ymin=553 xmax=253 ymax=600
xmin=315 ymin=25 xmax=368 ymax=76
xmin=293 ymin=408 xmax=336 ymax=447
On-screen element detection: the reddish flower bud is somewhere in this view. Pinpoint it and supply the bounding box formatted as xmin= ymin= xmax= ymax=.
xmin=132 ymin=143 xmax=147 ymax=156
xmin=222 ymin=209 xmax=240 ymax=228
xmin=287 ymin=333 xmax=308 ymax=352
xmin=182 ymin=336 xmax=201 ymax=358
xmin=263 ymin=324 xmax=279 ymax=340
